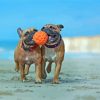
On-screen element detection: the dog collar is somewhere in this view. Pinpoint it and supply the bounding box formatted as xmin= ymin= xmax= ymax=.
xmin=45 ymin=35 xmax=62 ymax=48
xmin=21 ymin=41 xmax=38 ymax=52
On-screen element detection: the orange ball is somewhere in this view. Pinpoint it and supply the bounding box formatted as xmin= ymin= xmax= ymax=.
xmin=33 ymin=31 xmax=48 ymax=45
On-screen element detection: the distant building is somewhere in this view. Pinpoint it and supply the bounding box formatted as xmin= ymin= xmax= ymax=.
xmin=63 ymin=36 xmax=100 ymax=53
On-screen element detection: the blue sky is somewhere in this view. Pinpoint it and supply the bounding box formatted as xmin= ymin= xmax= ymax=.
xmin=0 ymin=0 xmax=100 ymax=40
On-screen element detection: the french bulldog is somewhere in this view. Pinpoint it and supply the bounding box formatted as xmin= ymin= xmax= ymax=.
xmin=41 ymin=24 xmax=65 ymax=83
xmin=14 ymin=27 xmax=42 ymax=83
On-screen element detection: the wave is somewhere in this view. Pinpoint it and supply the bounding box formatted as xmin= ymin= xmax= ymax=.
xmin=0 ymin=47 xmax=14 ymax=60
xmin=0 ymin=47 xmax=100 ymax=60
xmin=0 ymin=48 xmax=5 ymax=53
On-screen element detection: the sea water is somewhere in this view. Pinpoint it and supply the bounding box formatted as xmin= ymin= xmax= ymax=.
xmin=0 ymin=40 xmax=18 ymax=60
xmin=0 ymin=40 xmax=100 ymax=60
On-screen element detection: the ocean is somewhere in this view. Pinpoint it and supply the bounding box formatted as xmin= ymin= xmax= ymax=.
xmin=0 ymin=40 xmax=18 ymax=60
xmin=0 ymin=40 xmax=100 ymax=60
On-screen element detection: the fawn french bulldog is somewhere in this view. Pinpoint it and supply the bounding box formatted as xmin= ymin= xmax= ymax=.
xmin=41 ymin=24 xmax=65 ymax=83
xmin=14 ymin=27 xmax=42 ymax=83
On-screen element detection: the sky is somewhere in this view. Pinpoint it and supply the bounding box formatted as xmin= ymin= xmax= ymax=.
xmin=0 ymin=0 xmax=100 ymax=40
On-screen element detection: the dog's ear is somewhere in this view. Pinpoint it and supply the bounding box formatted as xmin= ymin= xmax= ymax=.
xmin=57 ymin=24 xmax=64 ymax=31
xmin=33 ymin=29 xmax=38 ymax=32
xmin=41 ymin=27 xmax=45 ymax=31
xmin=17 ymin=28 xmax=23 ymax=38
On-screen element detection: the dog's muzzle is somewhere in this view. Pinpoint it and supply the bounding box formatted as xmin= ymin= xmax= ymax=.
xmin=22 ymin=32 xmax=38 ymax=51
xmin=42 ymin=28 xmax=59 ymax=43
xmin=24 ymin=32 xmax=35 ymax=45
xmin=24 ymin=39 xmax=35 ymax=45
xmin=22 ymin=41 xmax=38 ymax=51
xmin=42 ymin=28 xmax=58 ymax=36
xmin=41 ymin=28 xmax=61 ymax=48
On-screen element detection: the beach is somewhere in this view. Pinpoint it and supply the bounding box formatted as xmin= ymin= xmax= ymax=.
xmin=0 ymin=55 xmax=100 ymax=100
xmin=0 ymin=0 xmax=100 ymax=99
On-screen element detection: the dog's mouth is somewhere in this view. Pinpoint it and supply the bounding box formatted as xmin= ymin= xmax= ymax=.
xmin=47 ymin=34 xmax=58 ymax=43
xmin=24 ymin=39 xmax=35 ymax=46
xmin=42 ymin=28 xmax=59 ymax=44
xmin=23 ymin=35 xmax=36 ymax=51
xmin=24 ymin=31 xmax=36 ymax=46
xmin=22 ymin=40 xmax=34 ymax=50
xmin=23 ymin=31 xmax=36 ymax=46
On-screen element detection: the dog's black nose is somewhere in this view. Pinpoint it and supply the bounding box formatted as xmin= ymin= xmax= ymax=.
xmin=24 ymin=39 xmax=35 ymax=45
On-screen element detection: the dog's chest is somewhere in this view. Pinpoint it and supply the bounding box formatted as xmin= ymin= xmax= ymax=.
xmin=45 ymin=47 xmax=56 ymax=61
xmin=24 ymin=55 xmax=34 ymax=64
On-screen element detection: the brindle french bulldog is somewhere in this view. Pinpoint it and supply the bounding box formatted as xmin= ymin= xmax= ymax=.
xmin=14 ymin=27 xmax=42 ymax=83
xmin=41 ymin=24 xmax=65 ymax=83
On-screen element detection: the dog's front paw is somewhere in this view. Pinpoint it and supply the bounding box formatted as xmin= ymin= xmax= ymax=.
xmin=21 ymin=76 xmax=27 ymax=82
xmin=52 ymin=79 xmax=59 ymax=84
xmin=15 ymin=67 xmax=19 ymax=72
xmin=42 ymin=73 xmax=47 ymax=79
xmin=35 ymin=79 xmax=42 ymax=84
xmin=22 ymin=79 xmax=26 ymax=82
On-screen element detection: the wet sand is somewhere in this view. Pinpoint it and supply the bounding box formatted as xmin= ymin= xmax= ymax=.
xmin=0 ymin=56 xmax=100 ymax=100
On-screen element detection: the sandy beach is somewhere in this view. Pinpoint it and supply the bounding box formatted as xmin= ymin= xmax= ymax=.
xmin=0 ymin=55 xmax=100 ymax=100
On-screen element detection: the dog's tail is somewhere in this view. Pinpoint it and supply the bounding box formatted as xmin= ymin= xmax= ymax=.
xmin=46 ymin=62 xmax=52 ymax=73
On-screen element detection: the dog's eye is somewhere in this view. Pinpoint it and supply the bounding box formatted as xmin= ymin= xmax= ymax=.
xmin=50 ymin=26 xmax=56 ymax=30
xmin=50 ymin=26 xmax=53 ymax=28
xmin=24 ymin=32 xmax=29 ymax=36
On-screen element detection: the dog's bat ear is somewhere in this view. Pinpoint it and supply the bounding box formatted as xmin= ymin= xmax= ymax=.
xmin=41 ymin=27 xmax=45 ymax=31
xmin=57 ymin=24 xmax=64 ymax=31
xmin=33 ymin=29 xmax=38 ymax=32
xmin=17 ymin=28 xmax=23 ymax=38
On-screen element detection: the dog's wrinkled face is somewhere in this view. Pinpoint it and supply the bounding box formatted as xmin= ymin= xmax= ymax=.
xmin=41 ymin=24 xmax=64 ymax=44
xmin=17 ymin=27 xmax=38 ymax=48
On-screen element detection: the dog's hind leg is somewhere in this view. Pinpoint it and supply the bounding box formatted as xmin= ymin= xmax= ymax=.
xmin=35 ymin=63 xmax=42 ymax=83
xmin=15 ymin=61 xmax=19 ymax=72
xmin=41 ymin=60 xmax=47 ymax=79
xmin=25 ymin=64 xmax=30 ymax=75
xmin=19 ymin=63 xmax=26 ymax=82
xmin=53 ymin=61 xmax=62 ymax=84
xmin=46 ymin=61 xmax=52 ymax=73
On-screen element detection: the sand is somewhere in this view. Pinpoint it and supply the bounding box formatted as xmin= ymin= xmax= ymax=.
xmin=0 ymin=56 xmax=100 ymax=100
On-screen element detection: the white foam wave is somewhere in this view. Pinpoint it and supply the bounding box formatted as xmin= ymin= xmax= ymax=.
xmin=0 ymin=48 xmax=5 ymax=53
xmin=0 ymin=47 xmax=14 ymax=60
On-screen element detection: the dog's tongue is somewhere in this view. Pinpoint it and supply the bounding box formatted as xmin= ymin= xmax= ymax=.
xmin=48 ymin=36 xmax=54 ymax=42
xmin=49 ymin=36 xmax=52 ymax=40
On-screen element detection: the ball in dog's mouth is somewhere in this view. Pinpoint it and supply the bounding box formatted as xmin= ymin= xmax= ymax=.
xmin=32 ymin=31 xmax=48 ymax=45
